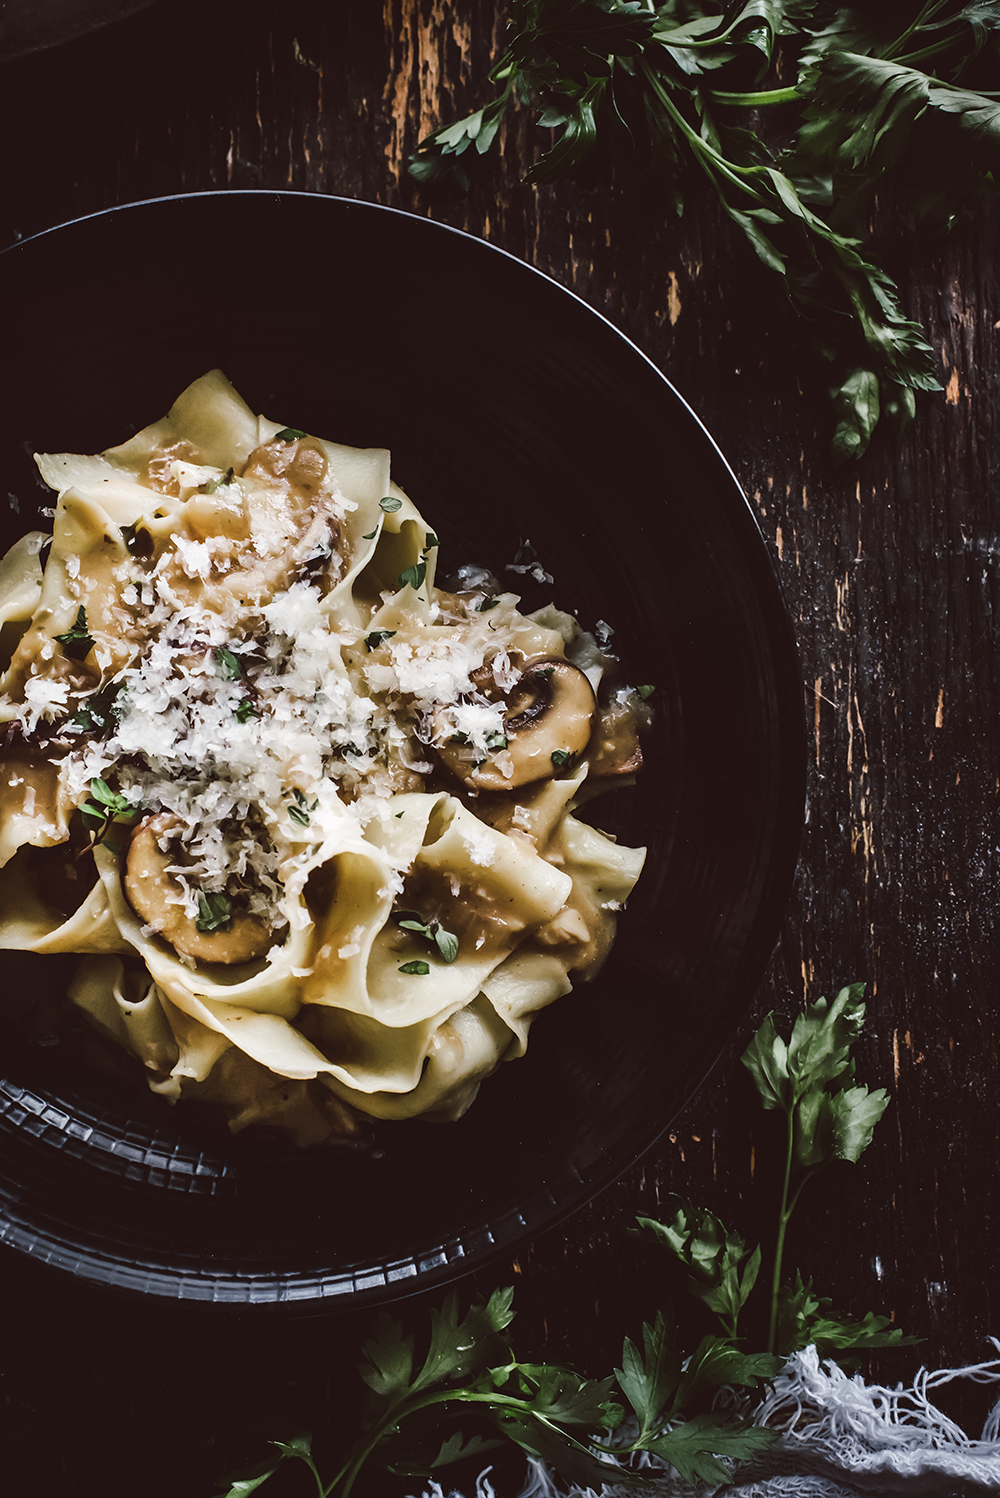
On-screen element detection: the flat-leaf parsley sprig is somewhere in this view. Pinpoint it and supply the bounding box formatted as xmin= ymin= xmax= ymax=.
xmin=410 ymin=1 xmax=1000 ymax=460
xmin=218 ymin=981 xmax=915 ymax=1497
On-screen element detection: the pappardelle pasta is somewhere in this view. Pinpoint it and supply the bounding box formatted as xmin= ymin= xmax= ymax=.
xmin=0 ymin=372 xmax=646 ymax=1145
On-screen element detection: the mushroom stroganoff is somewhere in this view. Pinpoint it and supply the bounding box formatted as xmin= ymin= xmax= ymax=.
xmin=0 ymin=373 xmax=646 ymax=1144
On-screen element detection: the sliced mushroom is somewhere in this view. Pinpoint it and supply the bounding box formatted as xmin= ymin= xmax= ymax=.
xmin=586 ymin=695 xmax=645 ymax=780
xmin=124 ymin=813 xmax=274 ymax=965
xmin=438 ymin=655 xmax=597 ymax=792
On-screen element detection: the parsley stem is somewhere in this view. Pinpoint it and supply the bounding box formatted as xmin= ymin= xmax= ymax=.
xmin=707 ymin=86 xmax=800 ymax=107
xmin=884 ymin=0 xmax=950 ymax=60
xmin=768 ymin=1105 xmax=796 ymax=1356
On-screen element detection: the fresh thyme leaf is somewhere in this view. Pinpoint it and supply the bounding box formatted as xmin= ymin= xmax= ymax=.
xmin=288 ymin=803 xmax=310 ymax=828
xmin=274 ymin=427 xmax=306 ymax=443
xmin=398 ymin=960 xmax=430 ymax=975
xmin=398 ymin=561 xmax=427 ymax=591
xmin=196 ymin=892 xmax=232 ymax=933
xmin=433 ymin=926 xmax=459 ymax=964
xmin=55 ymin=605 xmax=94 ymax=660
xmin=364 ymin=629 xmax=396 ymax=651
xmin=379 ymin=495 xmax=402 ymax=513
xmin=397 ymin=914 xmax=460 ymax=964
xmin=214 ymin=646 xmax=242 ymax=680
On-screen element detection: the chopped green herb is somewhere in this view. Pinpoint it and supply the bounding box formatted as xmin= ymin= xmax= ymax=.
xmin=513 ymin=538 xmax=537 ymax=564
xmin=202 ymin=467 xmax=235 ymax=494
xmin=486 ymin=732 xmax=508 ymax=752
xmin=340 ymin=742 xmax=364 ymax=758
xmin=476 ymin=595 xmax=500 ymax=613
xmin=424 ymin=531 xmax=439 ymax=550
xmin=364 ymin=630 xmax=396 ymax=652
xmin=379 ymin=495 xmax=402 ymax=513
xmin=395 ymin=811 xmax=405 ymax=819
xmin=274 ymin=427 xmax=306 ymax=443
xmin=362 ymin=528 xmax=378 ymax=540
xmin=396 ymin=912 xmax=460 ymax=965
xmin=537 ymin=665 xmax=555 ymax=679
xmin=234 ymin=698 xmax=261 ymax=724
xmin=196 ymin=891 xmax=232 ymax=933
xmin=637 ymin=684 xmax=655 ymax=699
xmin=65 ymin=679 xmax=125 ymax=737
xmin=398 ymin=960 xmax=430 ymax=976
xmin=398 ymin=561 xmax=426 ymax=591
xmin=55 ymin=605 xmax=94 ymax=661
xmin=448 ymin=730 xmax=470 ymax=745
xmin=551 ymin=748 xmax=572 ymax=767
xmin=88 ymin=777 xmax=130 ymax=815
xmin=433 ymin=927 xmax=459 ymax=964
xmin=214 ymin=646 xmax=242 ymax=681
xmin=288 ymin=803 xmax=311 ymax=828
xmin=80 ymin=777 xmax=135 ymax=845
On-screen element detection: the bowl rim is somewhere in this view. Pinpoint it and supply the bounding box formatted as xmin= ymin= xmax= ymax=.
xmin=0 ymin=189 xmax=806 ymax=1308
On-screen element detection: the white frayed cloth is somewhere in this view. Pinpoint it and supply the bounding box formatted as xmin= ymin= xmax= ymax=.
xmin=415 ymin=1343 xmax=1000 ymax=1497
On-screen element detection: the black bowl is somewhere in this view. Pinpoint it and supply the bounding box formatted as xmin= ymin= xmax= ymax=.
xmin=0 ymin=191 xmax=804 ymax=1306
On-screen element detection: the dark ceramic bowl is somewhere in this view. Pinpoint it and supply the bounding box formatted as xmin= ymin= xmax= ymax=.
xmin=0 ymin=192 xmax=804 ymax=1306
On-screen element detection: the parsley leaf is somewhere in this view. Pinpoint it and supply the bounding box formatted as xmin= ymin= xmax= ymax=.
xmin=235 ymin=698 xmax=261 ymax=724
xmin=364 ymin=629 xmax=395 ymax=651
xmin=196 ymin=892 xmax=232 ymax=933
xmin=637 ymin=683 xmax=655 ymax=698
xmin=646 ymin=1413 xmax=777 ymax=1488
xmin=775 ymin=1269 xmax=919 ymax=1361
xmin=406 ymin=1 xmax=1000 ymax=457
xmin=398 ymin=960 xmax=430 ymax=975
xmin=65 ymin=679 xmax=125 ymax=737
xmin=550 ymin=748 xmax=572 ymax=767
xmin=274 ymin=427 xmax=306 ymax=443
xmin=398 ymin=561 xmax=427 ymax=591
xmin=634 ymin=1198 xmax=761 ymax=1340
xmin=476 ymin=595 xmax=500 ymax=612
xmin=379 ymin=495 xmax=402 ymax=513
xmin=55 ymin=605 xmax=94 ymax=660
xmin=214 ymin=646 xmax=242 ymax=680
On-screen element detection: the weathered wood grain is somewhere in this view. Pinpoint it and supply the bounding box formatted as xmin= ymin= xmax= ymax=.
xmin=1 ymin=0 xmax=999 ymax=1490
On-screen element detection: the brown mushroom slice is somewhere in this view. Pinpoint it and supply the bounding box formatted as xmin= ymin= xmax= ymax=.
xmin=586 ymin=694 xmax=645 ymax=780
xmin=124 ymin=813 xmax=274 ymax=965
xmin=438 ymin=656 xmax=597 ymax=792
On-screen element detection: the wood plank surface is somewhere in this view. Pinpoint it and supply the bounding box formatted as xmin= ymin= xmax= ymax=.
xmin=0 ymin=1 xmax=998 ymax=1493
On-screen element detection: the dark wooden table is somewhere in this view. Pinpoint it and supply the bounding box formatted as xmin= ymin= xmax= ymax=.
xmin=1 ymin=3 xmax=998 ymax=1494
